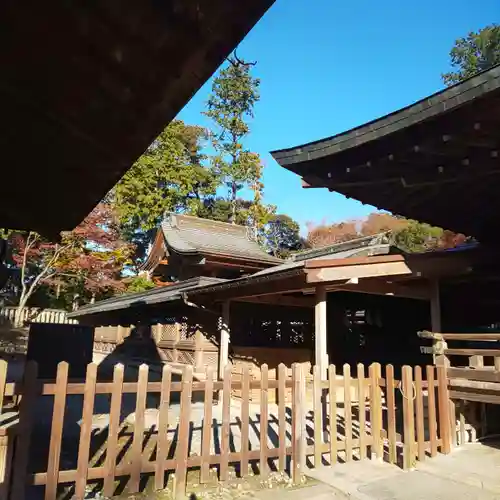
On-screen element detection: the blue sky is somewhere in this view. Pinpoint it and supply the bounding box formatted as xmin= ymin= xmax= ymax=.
xmin=178 ymin=0 xmax=499 ymax=231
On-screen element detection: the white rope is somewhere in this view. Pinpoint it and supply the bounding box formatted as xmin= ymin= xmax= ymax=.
xmin=397 ymin=380 xmax=416 ymax=401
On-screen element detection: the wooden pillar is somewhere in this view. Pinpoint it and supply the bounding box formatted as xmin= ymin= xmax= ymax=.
xmin=315 ymin=285 xmax=328 ymax=379
xmin=430 ymin=279 xmax=441 ymax=333
xmin=219 ymin=301 xmax=230 ymax=380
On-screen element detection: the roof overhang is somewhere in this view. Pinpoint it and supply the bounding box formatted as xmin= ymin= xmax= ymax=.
xmin=1 ymin=1 xmax=274 ymax=236
xmin=272 ymin=65 xmax=500 ymax=242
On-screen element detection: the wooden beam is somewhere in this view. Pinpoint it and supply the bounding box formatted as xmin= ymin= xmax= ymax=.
xmin=306 ymin=261 xmax=412 ymax=284
xmin=330 ymin=278 xmax=430 ymax=300
xmin=219 ymin=301 xmax=230 ymax=381
xmin=305 ymin=254 xmax=405 ymax=270
xmin=234 ymin=295 xmax=314 ymax=308
xmin=315 ymin=286 xmax=328 ymax=379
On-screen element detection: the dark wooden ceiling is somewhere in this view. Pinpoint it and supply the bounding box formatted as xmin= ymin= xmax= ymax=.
xmin=272 ymin=65 xmax=500 ymax=243
xmin=0 ymin=0 xmax=274 ymax=236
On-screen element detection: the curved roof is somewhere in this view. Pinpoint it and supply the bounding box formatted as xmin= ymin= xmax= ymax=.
xmin=271 ymin=65 xmax=500 ymax=241
xmin=161 ymin=214 xmax=281 ymax=264
xmin=1 ymin=1 xmax=274 ymax=235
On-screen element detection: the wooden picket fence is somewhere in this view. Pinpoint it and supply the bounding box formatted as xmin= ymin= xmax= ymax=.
xmin=0 ymin=361 xmax=452 ymax=500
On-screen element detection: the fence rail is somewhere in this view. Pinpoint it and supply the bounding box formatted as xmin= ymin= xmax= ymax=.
xmin=0 ymin=360 xmax=452 ymax=500
xmin=0 ymin=307 xmax=77 ymax=326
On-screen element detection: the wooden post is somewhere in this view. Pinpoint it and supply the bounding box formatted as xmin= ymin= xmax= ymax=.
xmin=219 ymin=301 xmax=230 ymax=380
xmin=315 ymin=285 xmax=328 ymax=379
xmin=430 ymin=280 xmax=448 ymax=367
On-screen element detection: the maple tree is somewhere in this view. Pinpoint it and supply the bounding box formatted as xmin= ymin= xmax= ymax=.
xmin=8 ymin=203 xmax=132 ymax=326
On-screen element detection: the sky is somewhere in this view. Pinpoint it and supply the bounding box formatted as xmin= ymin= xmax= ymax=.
xmin=178 ymin=0 xmax=499 ymax=231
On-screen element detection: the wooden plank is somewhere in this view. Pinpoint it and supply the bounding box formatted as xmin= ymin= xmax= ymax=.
xmin=259 ymin=364 xmax=269 ymax=478
xmin=357 ymin=364 xmax=367 ymax=461
xmin=103 ymin=364 xmax=125 ymax=497
xmin=385 ymin=364 xmax=397 ymax=464
xmin=175 ymin=365 xmax=193 ymax=500
xmin=343 ymin=364 xmax=352 ymax=462
xmin=220 ymin=364 xmax=232 ymax=481
xmin=414 ymin=367 xmax=426 ymax=462
xmin=0 ymin=360 xmax=7 ymax=413
xmin=200 ymin=366 xmax=213 ymax=483
xmin=129 ymin=364 xmax=149 ymax=493
xmin=278 ymin=363 xmax=287 ymax=472
xmin=291 ymin=364 xmax=304 ymax=484
xmin=469 ymin=355 xmax=484 ymax=369
xmin=450 ymin=399 xmax=457 ymax=448
xmin=328 ymin=365 xmax=338 ymax=466
xmin=495 ymin=357 xmax=500 ymax=372
xmin=449 ymin=378 xmax=500 ymax=392
xmin=154 ymin=365 xmax=172 ymax=490
xmin=313 ymin=365 xmax=322 ymax=467
xmin=445 ymin=348 xmax=500 ymax=357
xmin=402 ymin=366 xmax=415 ymax=470
xmin=305 ymin=254 xmax=405 ymax=269
xmin=448 ymin=368 xmax=500 ymax=383
xmin=369 ymin=363 xmax=382 ymax=460
xmin=74 ymin=363 xmax=98 ymax=499
xmin=240 ymin=365 xmax=250 ymax=476
xmin=442 ymin=333 xmax=500 ymax=341
xmin=45 ymin=362 xmax=69 ymax=500
xmin=437 ymin=365 xmax=451 ymax=454
xmin=219 ymin=301 xmax=230 ymax=380
xmin=426 ymin=366 xmax=438 ymax=458
xmin=448 ymin=391 xmax=500 ymax=404
xmin=315 ymin=286 xmax=328 ymax=378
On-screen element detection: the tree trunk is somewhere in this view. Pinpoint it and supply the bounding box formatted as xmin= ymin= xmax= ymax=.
xmin=13 ymin=299 xmax=28 ymax=328
xmin=231 ymin=182 xmax=237 ymax=223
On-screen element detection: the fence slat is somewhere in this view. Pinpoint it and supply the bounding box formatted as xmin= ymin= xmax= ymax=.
xmin=292 ymin=364 xmax=304 ymax=484
xmin=129 ymin=364 xmax=149 ymax=493
xmin=328 ymin=365 xmax=337 ymax=466
xmin=45 ymin=362 xmax=69 ymax=500
xmin=357 ymin=363 xmax=367 ymax=461
xmin=74 ymin=363 xmax=98 ymax=499
xmin=385 ymin=364 xmax=397 ymax=464
xmin=343 ymin=364 xmax=352 ymax=462
xmin=402 ymin=366 xmax=416 ymax=470
xmin=278 ymin=363 xmax=287 ymax=472
xmin=369 ymin=363 xmax=382 ymax=460
xmin=313 ymin=365 xmax=322 ymax=467
xmin=200 ymin=366 xmax=214 ymax=483
xmin=220 ymin=364 xmax=232 ymax=481
xmin=175 ymin=365 xmax=193 ymax=499
xmin=103 ymin=364 xmax=125 ymax=497
xmin=240 ymin=365 xmax=250 ymax=476
xmin=426 ymin=366 xmax=438 ymax=457
xmin=155 ymin=365 xmax=172 ymax=490
xmin=437 ymin=365 xmax=452 ymax=454
xmin=414 ymin=366 xmax=426 ymax=462
xmin=259 ymin=364 xmax=269 ymax=477
xmin=11 ymin=361 xmax=38 ymax=499
xmin=0 ymin=360 xmax=7 ymax=413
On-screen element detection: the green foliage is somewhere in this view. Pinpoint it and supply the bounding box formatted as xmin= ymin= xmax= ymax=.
xmin=205 ymin=56 xmax=263 ymax=219
xmin=123 ymin=275 xmax=156 ymax=294
xmin=263 ymin=214 xmax=305 ymax=258
xmin=442 ymin=24 xmax=500 ymax=85
xmin=392 ymin=220 xmax=444 ymax=253
xmin=114 ymin=120 xmax=219 ymax=233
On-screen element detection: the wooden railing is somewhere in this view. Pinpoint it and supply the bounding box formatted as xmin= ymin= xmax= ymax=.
xmin=0 ymin=360 xmax=452 ymax=500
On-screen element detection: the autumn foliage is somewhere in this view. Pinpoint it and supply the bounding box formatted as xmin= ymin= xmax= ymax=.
xmin=306 ymin=212 xmax=468 ymax=253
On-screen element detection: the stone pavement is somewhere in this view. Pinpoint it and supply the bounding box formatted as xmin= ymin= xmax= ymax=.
xmin=307 ymin=442 xmax=500 ymax=500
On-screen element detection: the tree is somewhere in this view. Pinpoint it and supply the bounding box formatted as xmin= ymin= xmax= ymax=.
xmin=306 ymin=220 xmax=359 ymax=248
xmin=264 ymin=214 xmax=305 ymax=258
xmin=8 ymin=203 xmax=132 ymax=326
xmin=442 ymin=24 xmax=500 ymax=85
xmin=205 ymin=55 xmax=262 ymax=221
xmin=123 ymin=275 xmax=156 ymax=294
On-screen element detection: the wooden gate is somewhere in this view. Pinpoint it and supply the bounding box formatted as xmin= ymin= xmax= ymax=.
xmin=0 ymin=361 xmax=452 ymax=500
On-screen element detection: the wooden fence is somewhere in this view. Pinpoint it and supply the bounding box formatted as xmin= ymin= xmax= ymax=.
xmin=0 ymin=361 xmax=452 ymax=500
xmin=0 ymin=307 xmax=77 ymax=326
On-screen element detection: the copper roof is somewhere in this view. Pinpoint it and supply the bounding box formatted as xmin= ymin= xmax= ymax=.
xmin=161 ymin=214 xmax=281 ymax=264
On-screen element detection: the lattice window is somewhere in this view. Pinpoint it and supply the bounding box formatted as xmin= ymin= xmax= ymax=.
xmin=177 ymin=350 xmax=195 ymax=365
xmin=160 ymin=323 xmax=178 ymax=341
